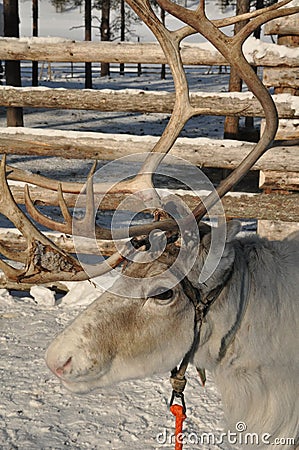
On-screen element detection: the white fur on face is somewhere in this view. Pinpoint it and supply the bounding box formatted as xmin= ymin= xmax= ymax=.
xmin=46 ymin=260 xmax=196 ymax=393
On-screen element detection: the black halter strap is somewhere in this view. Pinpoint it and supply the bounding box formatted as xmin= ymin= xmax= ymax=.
xmin=169 ymin=266 xmax=234 ymax=411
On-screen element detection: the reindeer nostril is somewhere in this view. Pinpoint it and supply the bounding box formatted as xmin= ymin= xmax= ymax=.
xmin=55 ymin=356 xmax=72 ymax=378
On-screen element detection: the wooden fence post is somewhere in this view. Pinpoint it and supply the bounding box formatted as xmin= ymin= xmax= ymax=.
xmin=100 ymin=0 xmax=110 ymax=77
xmin=32 ymin=0 xmax=38 ymax=87
xmin=224 ymin=0 xmax=250 ymax=140
xmin=258 ymin=14 xmax=299 ymax=239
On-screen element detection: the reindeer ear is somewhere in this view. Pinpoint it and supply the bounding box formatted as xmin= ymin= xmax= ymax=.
xmin=199 ymin=220 xmax=241 ymax=250
xmin=226 ymin=220 xmax=242 ymax=242
xmin=198 ymin=222 xmax=212 ymax=239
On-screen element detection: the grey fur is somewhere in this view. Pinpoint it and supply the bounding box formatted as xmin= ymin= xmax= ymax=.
xmin=46 ymin=222 xmax=299 ymax=449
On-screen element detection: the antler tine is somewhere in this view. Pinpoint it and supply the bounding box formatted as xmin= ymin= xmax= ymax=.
xmin=57 ymin=183 xmax=73 ymax=226
xmin=25 ymin=183 xmax=71 ymax=234
xmin=69 ymin=160 xmax=115 ymax=239
xmin=170 ymin=0 xmax=294 ymax=42
xmin=73 ymin=160 xmax=96 ymax=236
xmin=25 ymin=178 xmax=114 ymax=240
xmin=213 ymin=0 xmax=293 ymax=28
xmin=234 ymin=3 xmax=299 ymax=46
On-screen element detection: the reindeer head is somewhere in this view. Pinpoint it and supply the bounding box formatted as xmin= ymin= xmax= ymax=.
xmin=45 ymin=220 xmax=241 ymax=394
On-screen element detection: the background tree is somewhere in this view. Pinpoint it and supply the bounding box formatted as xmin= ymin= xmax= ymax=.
xmin=3 ymin=0 xmax=23 ymax=126
xmin=85 ymin=0 xmax=92 ymax=86
xmin=32 ymin=0 xmax=38 ymax=86
xmin=51 ymin=0 xmax=82 ymax=13
xmin=217 ymin=0 xmax=278 ymax=13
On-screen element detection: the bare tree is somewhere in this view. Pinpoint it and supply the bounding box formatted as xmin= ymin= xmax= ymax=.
xmin=3 ymin=0 xmax=23 ymax=126
xmin=85 ymin=0 xmax=92 ymax=87
xmin=100 ymin=0 xmax=110 ymax=76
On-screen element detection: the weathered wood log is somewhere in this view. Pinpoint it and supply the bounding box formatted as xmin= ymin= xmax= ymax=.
xmin=0 ymin=87 xmax=298 ymax=119
xmin=259 ymin=170 xmax=299 ymax=191
xmin=0 ymin=274 xmax=69 ymax=291
xmin=261 ymin=119 xmax=299 ymax=140
xmin=277 ymin=36 xmax=299 ymax=48
xmin=0 ymin=37 xmax=298 ymax=67
xmin=257 ymin=220 xmax=299 ymax=240
xmin=275 ymin=35 xmax=299 ymax=97
xmin=7 ymin=185 xmax=299 ymax=222
xmin=0 ymin=230 xmax=117 ymax=256
xmin=0 ymin=128 xmax=298 ymax=171
xmin=264 ymin=14 xmax=299 ymax=36
xmin=263 ymin=67 xmax=299 ymax=89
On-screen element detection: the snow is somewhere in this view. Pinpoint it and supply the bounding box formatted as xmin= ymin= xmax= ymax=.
xmin=0 ymin=36 xmax=70 ymax=44
xmin=242 ymin=36 xmax=299 ymax=64
xmin=30 ymin=286 xmax=56 ymax=307
xmin=0 ymin=285 xmax=231 ymax=450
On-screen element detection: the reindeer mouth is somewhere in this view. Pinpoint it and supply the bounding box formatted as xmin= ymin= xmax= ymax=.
xmin=58 ymin=369 xmax=111 ymax=394
xmin=60 ymin=378 xmax=97 ymax=394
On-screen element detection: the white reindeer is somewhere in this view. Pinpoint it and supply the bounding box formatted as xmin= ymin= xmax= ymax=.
xmin=46 ymin=221 xmax=299 ymax=449
xmin=0 ymin=2 xmax=297 ymax=449
xmin=44 ymin=2 xmax=299 ymax=448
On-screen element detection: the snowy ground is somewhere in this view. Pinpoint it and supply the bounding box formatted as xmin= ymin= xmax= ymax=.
xmin=0 ymin=286 xmax=232 ymax=450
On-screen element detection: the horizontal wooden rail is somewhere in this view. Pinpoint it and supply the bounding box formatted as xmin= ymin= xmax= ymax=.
xmin=0 ymin=37 xmax=298 ymax=67
xmin=264 ymin=14 xmax=299 ymax=36
xmin=7 ymin=185 xmax=299 ymax=222
xmin=259 ymin=170 xmax=299 ymax=191
xmin=263 ymin=68 xmax=299 ymax=89
xmin=0 ymin=87 xmax=298 ymax=119
xmin=1 ymin=128 xmax=298 ymax=171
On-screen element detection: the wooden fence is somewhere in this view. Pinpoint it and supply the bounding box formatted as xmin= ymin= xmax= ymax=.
xmin=0 ymin=35 xmax=298 ymax=238
xmin=258 ymin=14 xmax=299 ymax=237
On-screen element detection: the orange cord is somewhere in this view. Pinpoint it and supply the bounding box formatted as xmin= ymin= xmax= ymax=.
xmin=170 ymin=404 xmax=187 ymax=450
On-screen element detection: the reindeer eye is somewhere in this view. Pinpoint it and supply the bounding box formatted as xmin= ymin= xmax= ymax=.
xmin=150 ymin=289 xmax=174 ymax=301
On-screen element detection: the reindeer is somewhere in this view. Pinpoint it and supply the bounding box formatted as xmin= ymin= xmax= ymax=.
xmin=45 ymin=219 xmax=299 ymax=448
xmin=0 ymin=1 xmax=298 ymax=449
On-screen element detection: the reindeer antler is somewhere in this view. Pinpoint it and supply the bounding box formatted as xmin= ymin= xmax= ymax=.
xmin=0 ymin=155 xmax=137 ymax=283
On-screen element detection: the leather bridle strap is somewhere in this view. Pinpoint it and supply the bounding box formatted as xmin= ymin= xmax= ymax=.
xmin=169 ymin=266 xmax=234 ymax=411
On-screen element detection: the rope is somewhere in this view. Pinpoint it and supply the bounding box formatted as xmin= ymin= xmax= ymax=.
xmin=170 ymin=404 xmax=187 ymax=450
xmin=168 ymin=269 xmax=235 ymax=450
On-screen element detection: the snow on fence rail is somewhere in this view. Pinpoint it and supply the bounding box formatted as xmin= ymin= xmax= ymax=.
xmin=0 ymin=36 xmax=298 ymax=66
xmin=0 ymin=87 xmax=298 ymax=118
xmin=0 ymin=128 xmax=298 ymax=171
